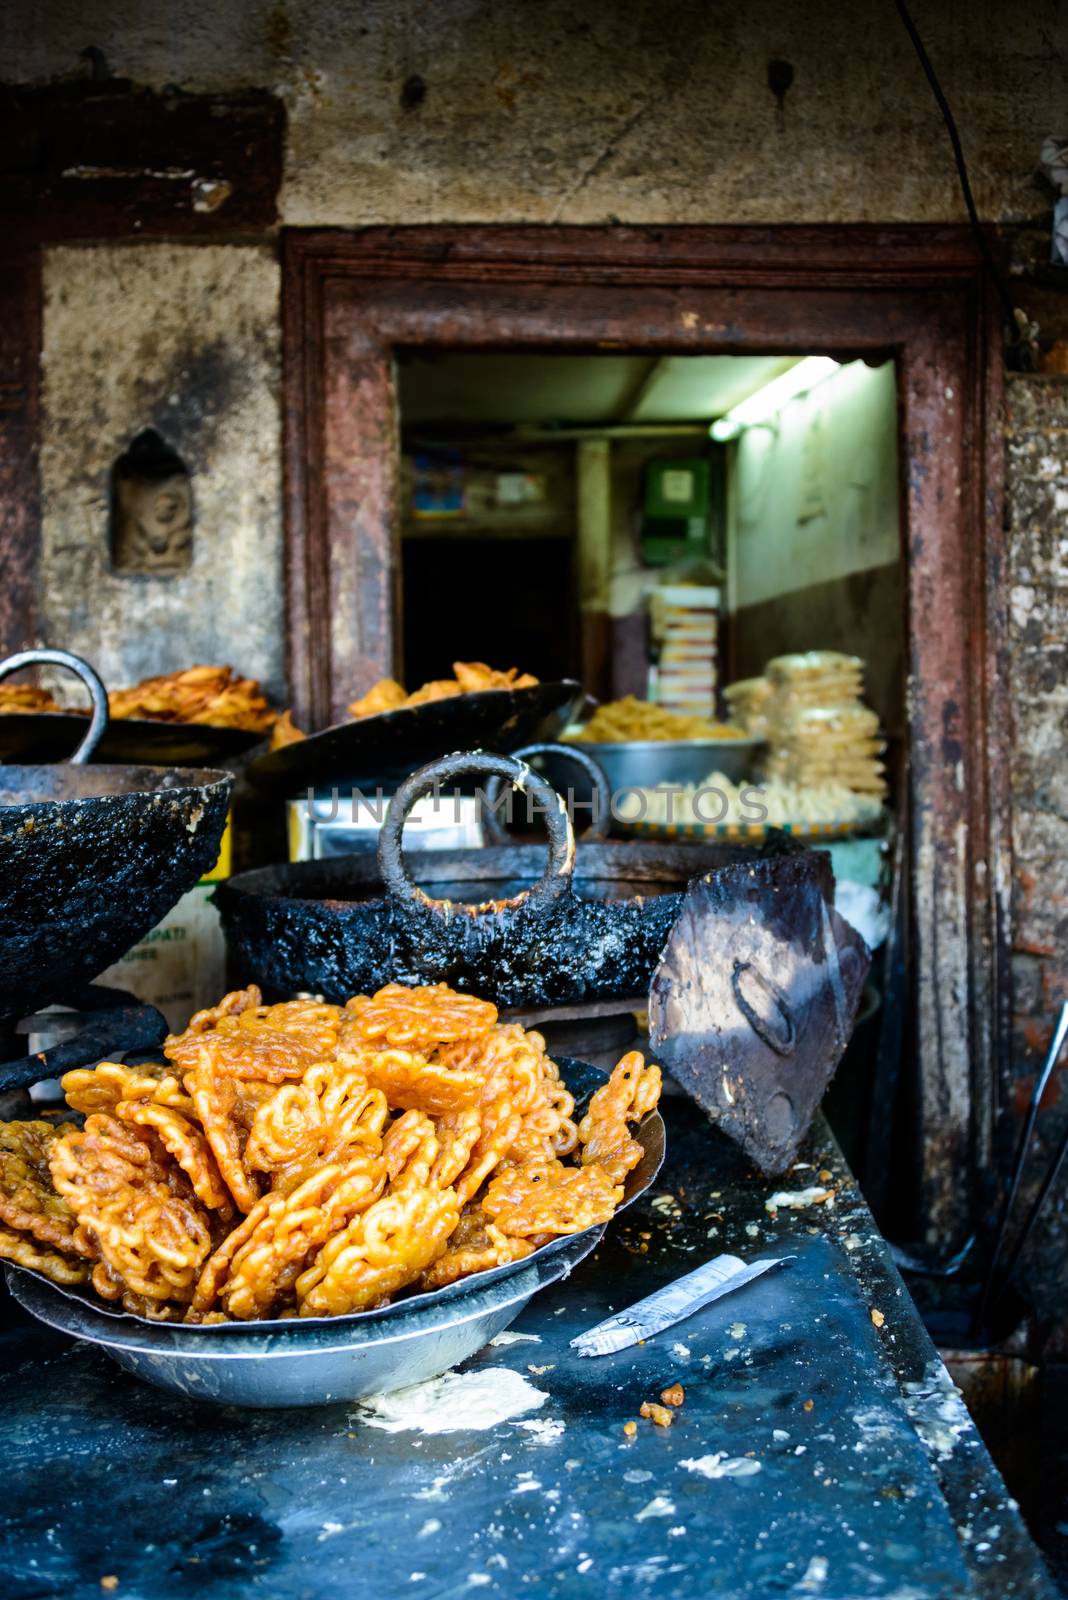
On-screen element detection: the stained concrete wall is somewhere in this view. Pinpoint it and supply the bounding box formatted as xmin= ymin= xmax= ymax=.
xmin=1005 ymin=375 xmax=1068 ymax=1333
xmin=39 ymin=244 xmax=284 ymax=698
xmin=2 ymin=0 xmax=1063 ymax=228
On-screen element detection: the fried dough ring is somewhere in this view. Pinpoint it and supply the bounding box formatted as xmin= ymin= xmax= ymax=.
xmin=244 ymin=1058 xmax=388 ymax=1183
xmin=296 ymin=1186 xmax=460 ymax=1317
xmin=482 ymin=1159 xmax=622 ymax=1237
xmin=184 ymin=1055 xmax=276 ymax=1213
xmin=189 ymin=1149 xmax=386 ymax=1321
xmin=49 ymin=1114 xmax=214 ymax=1308
xmin=342 ymin=983 xmax=497 ymax=1053
xmin=62 ymin=1061 xmax=191 ymax=1116
xmin=116 ymin=1100 xmax=233 ymax=1213
xmin=0 ymin=1222 xmax=91 ymax=1285
xmin=577 ymin=1051 xmax=661 ymax=1185
xmin=351 ymin=1046 xmax=482 ymax=1116
xmin=0 ymin=1120 xmax=89 ymax=1257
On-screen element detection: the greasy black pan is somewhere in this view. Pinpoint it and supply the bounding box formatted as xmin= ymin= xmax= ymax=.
xmin=245 ymin=680 xmax=585 ymax=794
xmin=217 ymin=750 xmax=771 ymax=1009
xmin=0 ymin=649 xmax=232 ymax=1030
xmin=0 ymin=712 xmax=262 ymax=767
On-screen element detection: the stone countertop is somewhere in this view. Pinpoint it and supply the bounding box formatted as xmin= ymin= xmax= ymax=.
xmin=0 ymin=1105 xmax=1054 ymax=1600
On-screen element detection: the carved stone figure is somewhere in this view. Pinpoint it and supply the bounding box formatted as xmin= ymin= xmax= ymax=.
xmin=110 ymin=429 xmax=194 ymax=576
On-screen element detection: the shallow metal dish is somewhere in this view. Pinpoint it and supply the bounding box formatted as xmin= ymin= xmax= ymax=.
xmin=7 ymin=1230 xmax=601 ymax=1409
xmin=4 ymin=1058 xmax=663 ymax=1406
xmin=575 ymin=737 xmax=765 ymax=791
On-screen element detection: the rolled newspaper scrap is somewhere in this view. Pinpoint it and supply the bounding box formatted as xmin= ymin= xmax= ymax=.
xmin=570 ymin=1253 xmax=788 ymax=1357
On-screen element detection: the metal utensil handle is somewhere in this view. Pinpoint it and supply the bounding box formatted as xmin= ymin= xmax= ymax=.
xmin=0 ymin=648 xmax=109 ymax=764
xmin=480 ymin=742 xmax=612 ymax=845
xmin=378 ymin=749 xmax=575 ymax=917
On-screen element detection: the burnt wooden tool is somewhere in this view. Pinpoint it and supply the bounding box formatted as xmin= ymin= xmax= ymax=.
xmin=649 ymin=851 xmax=871 ymax=1174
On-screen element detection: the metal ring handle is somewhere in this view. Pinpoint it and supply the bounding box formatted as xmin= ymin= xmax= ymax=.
xmin=0 ymin=648 xmax=109 ymax=764
xmin=378 ymin=750 xmax=576 ymax=918
xmin=481 ymin=742 xmax=612 ymax=845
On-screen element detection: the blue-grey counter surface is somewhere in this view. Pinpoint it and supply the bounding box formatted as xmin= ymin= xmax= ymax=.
xmin=0 ymin=1101 xmax=1054 ymax=1600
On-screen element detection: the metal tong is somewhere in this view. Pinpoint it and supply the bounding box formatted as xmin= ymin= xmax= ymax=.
xmin=975 ymin=1001 xmax=1068 ymax=1330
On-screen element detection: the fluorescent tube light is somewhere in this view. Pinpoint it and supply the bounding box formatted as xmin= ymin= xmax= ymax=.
xmin=709 ymin=356 xmax=840 ymax=441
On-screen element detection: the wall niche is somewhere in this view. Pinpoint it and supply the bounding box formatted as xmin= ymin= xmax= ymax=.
xmin=110 ymin=429 xmax=194 ymax=575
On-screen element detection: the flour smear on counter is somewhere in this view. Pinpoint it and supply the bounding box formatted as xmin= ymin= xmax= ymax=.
xmin=354 ymin=1367 xmax=549 ymax=1433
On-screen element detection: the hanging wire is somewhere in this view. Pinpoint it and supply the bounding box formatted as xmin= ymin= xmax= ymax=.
xmin=891 ymin=0 xmax=1022 ymax=341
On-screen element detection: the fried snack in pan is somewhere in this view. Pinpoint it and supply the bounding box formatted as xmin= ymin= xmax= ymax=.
xmin=452 ymin=661 xmax=539 ymax=692
xmin=49 ymin=1114 xmax=215 ymax=1311
xmin=0 ymin=1222 xmax=91 ymax=1285
xmin=244 ymin=1059 xmax=388 ymax=1184
xmin=0 ymin=683 xmax=60 ymax=713
xmin=296 ymin=1185 xmax=461 ymax=1318
xmin=107 ymin=665 xmax=277 ymax=733
xmin=0 ymin=1120 xmax=89 ymax=1258
xmin=578 ymin=1051 xmax=662 ymax=1185
xmin=347 ymin=678 xmax=408 ymax=719
xmin=343 ymin=983 xmax=498 ymax=1054
xmin=189 ymin=1149 xmax=386 ymax=1322
xmin=1 ymin=983 xmax=662 ymax=1321
xmin=453 ymin=1093 xmax=523 ymax=1208
xmin=483 ymin=1159 xmax=622 ymax=1237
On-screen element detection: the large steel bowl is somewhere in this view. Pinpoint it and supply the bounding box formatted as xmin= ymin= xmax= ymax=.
xmin=574 ymin=737 xmax=765 ymax=792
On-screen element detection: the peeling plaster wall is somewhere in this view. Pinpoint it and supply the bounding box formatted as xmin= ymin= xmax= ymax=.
xmin=2 ymin=0 xmax=1064 ymax=228
xmin=1005 ymin=376 xmax=1068 ymax=1335
xmin=39 ymin=244 xmax=284 ymax=698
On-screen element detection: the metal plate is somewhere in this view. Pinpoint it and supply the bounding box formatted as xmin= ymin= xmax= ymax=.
xmin=245 ymin=681 xmax=586 ymax=794
xmin=0 ymin=713 xmax=263 ymax=767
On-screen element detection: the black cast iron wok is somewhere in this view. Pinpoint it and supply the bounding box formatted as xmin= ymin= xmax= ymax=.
xmin=244 ymin=680 xmax=585 ymax=794
xmin=0 ymin=649 xmax=232 ymax=1030
xmin=217 ymin=749 xmax=784 ymax=1008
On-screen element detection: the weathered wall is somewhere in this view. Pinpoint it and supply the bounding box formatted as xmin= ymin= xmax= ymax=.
xmin=2 ymin=0 xmax=1063 ymax=228
xmin=727 ymin=360 xmax=904 ymax=731
xmin=39 ymin=244 xmax=284 ymax=698
xmin=1005 ymin=375 xmax=1068 ymax=1332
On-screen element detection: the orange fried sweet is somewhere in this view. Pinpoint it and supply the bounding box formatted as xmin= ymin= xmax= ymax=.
xmin=343 ymin=983 xmax=498 ymax=1054
xmin=184 ymin=1055 xmax=277 ymax=1213
xmin=62 ymin=1060 xmax=191 ymax=1116
xmin=347 ymin=678 xmax=408 ymax=719
xmin=296 ymin=1185 xmax=460 ymax=1317
xmin=166 ymin=995 xmax=342 ymax=1081
xmin=351 ymin=1046 xmax=483 ymax=1116
xmin=49 ymin=1114 xmax=214 ymax=1311
xmin=418 ymin=1204 xmax=532 ymax=1291
xmin=107 ymin=665 xmax=277 ymax=733
xmin=483 ymin=1159 xmax=622 ymax=1237
xmin=189 ymin=1149 xmax=386 ymax=1322
xmin=452 ymin=661 xmax=538 ymax=692
xmin=244 ymin=1058 xmax=388 ymax=1184
xmin=1 ymin=982 xmax=658 ymax=1322
xmin=0 ymin=1120 xmax=89 ymax=1258
xmin=115 ymin=1100 xmax=233 ymax=1213
xmin=0 ymin=1222 xmax=91 ymax=1284
xmin=578 ymin=1051 xmax=661 ymax=1185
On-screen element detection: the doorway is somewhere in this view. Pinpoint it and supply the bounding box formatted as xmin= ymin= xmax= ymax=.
xmin=281 ymin=224 xmax=1006 ymax=1252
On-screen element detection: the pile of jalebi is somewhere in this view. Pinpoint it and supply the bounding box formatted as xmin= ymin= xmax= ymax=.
xmin=0 ymin=983 xmax=660 ymax=1323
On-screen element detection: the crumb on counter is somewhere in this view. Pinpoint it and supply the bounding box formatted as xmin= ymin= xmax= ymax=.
xmin=660 ymin=1383 xmax=685 ymax=1408
xmin=640 ymin=1401 xmax=675 ymax=1427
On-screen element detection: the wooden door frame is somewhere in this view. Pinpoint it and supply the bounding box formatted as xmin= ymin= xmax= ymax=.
xmin=282 ymin=223 xmax=1008 ymax=1248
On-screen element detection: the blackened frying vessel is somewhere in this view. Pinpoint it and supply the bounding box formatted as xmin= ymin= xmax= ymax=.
xmin=0 ymin=649 xmax=232 ymax=1030
xmin=217 ymin=749 xmax=782 ymax=1008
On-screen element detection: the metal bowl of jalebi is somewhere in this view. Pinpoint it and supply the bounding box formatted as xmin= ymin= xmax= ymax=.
xmin=4 ymin=1056 xmax=663 ymax=1408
